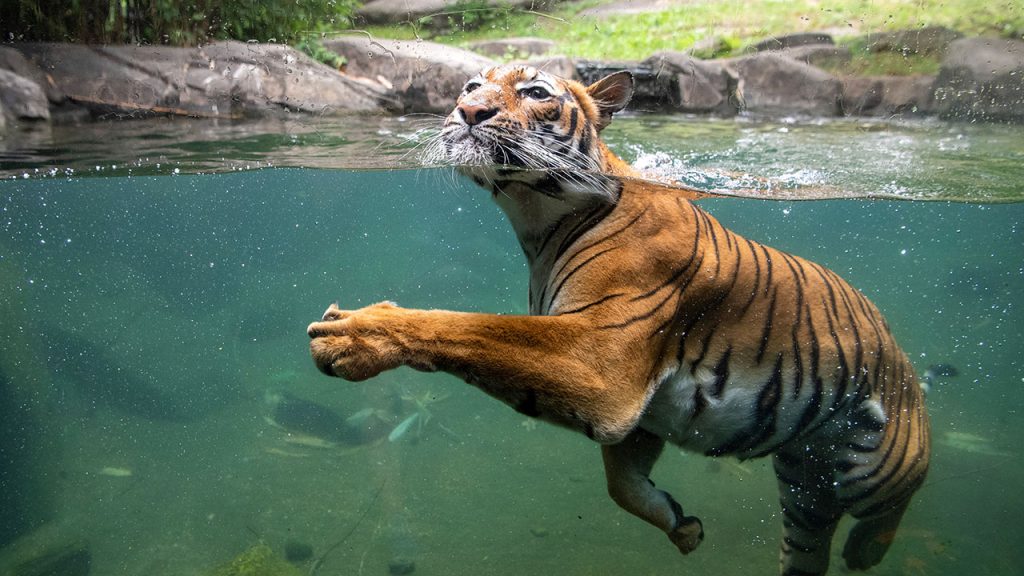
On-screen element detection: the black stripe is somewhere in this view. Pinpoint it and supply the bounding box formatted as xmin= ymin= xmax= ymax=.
xmin=707 ymin=353 xmax=783 ymax=456
xmin=709 ymin=347 xmax=732 ymax=398
xmin=515 ymin=389 xmax=540 ymax=417
xmin=760 ymin=245 xmax=774 ymax=295
xmin=549 ymin=202 xmax=634 ymax=274
xmin=737 ymin=238 xmax=761 ymax=317
xmin=550 ymin=202 xmax=618 ymax=265
xmin=556 ymin=292 xmax=625 ymax=316
xmin=545 ymin=246 xmax=617 ymax=311
xmin=578 ymin=126 xmax=592 ymax=157
xmin=755 ymin=289 xmax=777 ymax=364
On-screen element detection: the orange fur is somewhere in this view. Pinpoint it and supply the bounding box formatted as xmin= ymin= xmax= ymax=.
xmin=308 ymin=66 xmax=929 ymax=575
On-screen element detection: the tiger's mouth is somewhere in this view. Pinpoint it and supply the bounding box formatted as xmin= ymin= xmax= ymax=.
xmin=440 ymin=125 xmax=526 ymax=168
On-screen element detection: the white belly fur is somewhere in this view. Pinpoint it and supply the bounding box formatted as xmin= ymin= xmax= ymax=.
xmin=639 ymin=366 xmax=766 ymax=454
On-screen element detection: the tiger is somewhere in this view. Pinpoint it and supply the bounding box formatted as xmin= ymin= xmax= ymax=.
xmin=307 ymin=65 xmax=930 ymax=575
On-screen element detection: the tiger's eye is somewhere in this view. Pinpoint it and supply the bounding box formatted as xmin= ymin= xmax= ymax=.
xmin=464 ymin=82 xmax=481 ymax=94
xmin=520 ymin=86 xmax=551 ymax=100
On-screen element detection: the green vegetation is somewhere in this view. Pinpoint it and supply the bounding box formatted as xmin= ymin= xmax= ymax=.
xmin=366 ymin=0 xmax=1024 ymax=62
xmin=1 ymin=0 xmax=358 ymax=45
xmin=204 ymin=543 xmax=303 ymax=576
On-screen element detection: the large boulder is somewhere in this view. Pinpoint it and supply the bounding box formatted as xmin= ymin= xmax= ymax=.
xmin=323 ymin=37 xmax=494 ymax=114
xmin=0 ymin=69 xmax=50 ymax=122
xmin=11 ymin=41 xmax=393 ymax=119
xmin=640 ymin=52 xmax=739 ymax=114
xmin=841 ymin=75 xmax=936 ymax=117
xmin=725 ymin=52 xmax=842 ymax=116
xmin=862 ymin=26 xmax=963 ymax=56
xmin=932 ymin=37 xmax=1024 ymax=123
xmin=198 ymin=41 xmax=397 ymax=114
xmin=0 ymin=46 xmax=61 ymax=102
xmin=778 ymin=44 xmax=851 ymax=69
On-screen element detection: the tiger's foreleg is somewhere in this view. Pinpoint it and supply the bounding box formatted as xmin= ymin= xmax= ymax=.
xmin=307 ymin=302 xmax=651 ymax=444
xmin=602 ymin=428 xmax=704 ymax=554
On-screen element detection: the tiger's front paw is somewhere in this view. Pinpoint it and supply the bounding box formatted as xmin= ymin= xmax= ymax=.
xmin=307 ymin=302 xmax=406 ymax=381
xmin=668 ymin=515 xmax=704 ymax=555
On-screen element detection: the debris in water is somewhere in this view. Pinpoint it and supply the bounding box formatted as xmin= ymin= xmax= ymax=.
xmin=388 ymin=556 xmax=416 ymax=575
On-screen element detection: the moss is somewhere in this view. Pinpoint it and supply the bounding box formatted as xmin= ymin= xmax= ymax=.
xmin=205 ymin=543 xmax=304 ymax=576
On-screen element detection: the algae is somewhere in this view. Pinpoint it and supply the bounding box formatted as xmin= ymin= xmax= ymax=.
xmin=206 ymin=543 xmax=303 ymax=576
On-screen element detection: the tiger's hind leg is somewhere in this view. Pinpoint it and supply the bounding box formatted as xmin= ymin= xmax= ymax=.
xmin=842 ymin=500 xmax=910 ymax=570
xmin=773 ymin=448 xmax=843 ymax=576
xmin=602 ymin=428 xmax=704 ymax=554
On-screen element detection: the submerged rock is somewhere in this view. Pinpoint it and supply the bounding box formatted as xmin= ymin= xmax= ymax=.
xmin=269 ymin=392 xmax=391 ymax=445
xmin=387 ymin=556 xmax=416 ymax=575
xmin=283 ymin=540 xmax=314 ymax=563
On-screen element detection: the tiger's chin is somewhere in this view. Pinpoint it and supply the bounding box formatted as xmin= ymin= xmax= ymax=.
xmin=443 ymin=138 xmax=498 ymax=167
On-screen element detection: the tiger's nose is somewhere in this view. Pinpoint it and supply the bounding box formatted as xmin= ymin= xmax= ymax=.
xmin=458 ymin=103 xmax=498 ymax=126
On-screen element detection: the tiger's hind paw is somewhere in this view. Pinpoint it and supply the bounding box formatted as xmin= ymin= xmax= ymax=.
xmin=668 ymin=515 xmax=704 ymax=554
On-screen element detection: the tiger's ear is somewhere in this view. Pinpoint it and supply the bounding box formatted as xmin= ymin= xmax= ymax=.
xmin=586 ymin=71 xmax=634 ymax=131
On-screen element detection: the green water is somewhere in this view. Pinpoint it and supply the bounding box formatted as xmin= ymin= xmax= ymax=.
xmin=1 ymin=118 xmax=1023 ymax=575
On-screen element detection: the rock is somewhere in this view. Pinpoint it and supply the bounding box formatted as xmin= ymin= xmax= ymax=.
xmin=387 ymin=556 xmax=416 ymax=575
xmin=576 ymin=59 xmax=650 ymax=106
xmin=932 ymin=37 xmax=1024 ymax=123
xmin=841 ymin=75 xmax=936 ymax=117
xmin=863 ymin=26 xmax=963 ymax=56
xmin=778 ymin=44 xmax=852 ymax=69
xmin=469 ymin=37 xmax=555 ymax=59
xmin=0 ymin=69 xmax=51 ymax=122
xmin=641 ymin=52 xmax=740 ymax=115
xmin=199 ymin=41 xmax=397 ymax=114
xmin=751 ymin=33 xmax=834 ymax=52
xmin=0 ymin=46 xmax=61 ymax=102
xmin=725 ymin=52 xmax=842 ymax=116
xmin=357 ymin=0 xmax=552 ymax=26
xmin=514 ymin=55 xmax=577 ymax=79
xmin=11 ymin=41 xmax=393 ymax=119
xmin=323 ymin=37 xmax=494 ymax=114
xmin=0 ymin=521 xmax=91 ymax=576
xmin=283 ymin=540 xmax=314 ymax=563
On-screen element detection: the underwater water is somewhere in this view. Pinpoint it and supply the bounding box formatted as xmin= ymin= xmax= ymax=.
xmin=1 ymin=116 xmax=1022 ymax=575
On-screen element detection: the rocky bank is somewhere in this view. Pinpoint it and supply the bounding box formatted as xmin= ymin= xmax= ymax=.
xmin=1 ymin=30 xmax=1022 ymax=132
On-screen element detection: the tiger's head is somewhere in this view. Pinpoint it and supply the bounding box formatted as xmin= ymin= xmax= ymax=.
xmin=430 ymin=65 xmax=636 ymax=193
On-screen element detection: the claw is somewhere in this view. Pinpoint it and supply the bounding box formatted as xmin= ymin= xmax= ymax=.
xmin=322 ymin=302 xmax=342 ymax=321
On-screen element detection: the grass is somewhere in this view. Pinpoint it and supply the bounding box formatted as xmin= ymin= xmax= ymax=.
xmin=354 ymin=0 xmax=1024 ymax=73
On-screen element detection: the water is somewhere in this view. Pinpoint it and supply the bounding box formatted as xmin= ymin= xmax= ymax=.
xmin=1 ymin=117 xmax=1022 ymax=575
